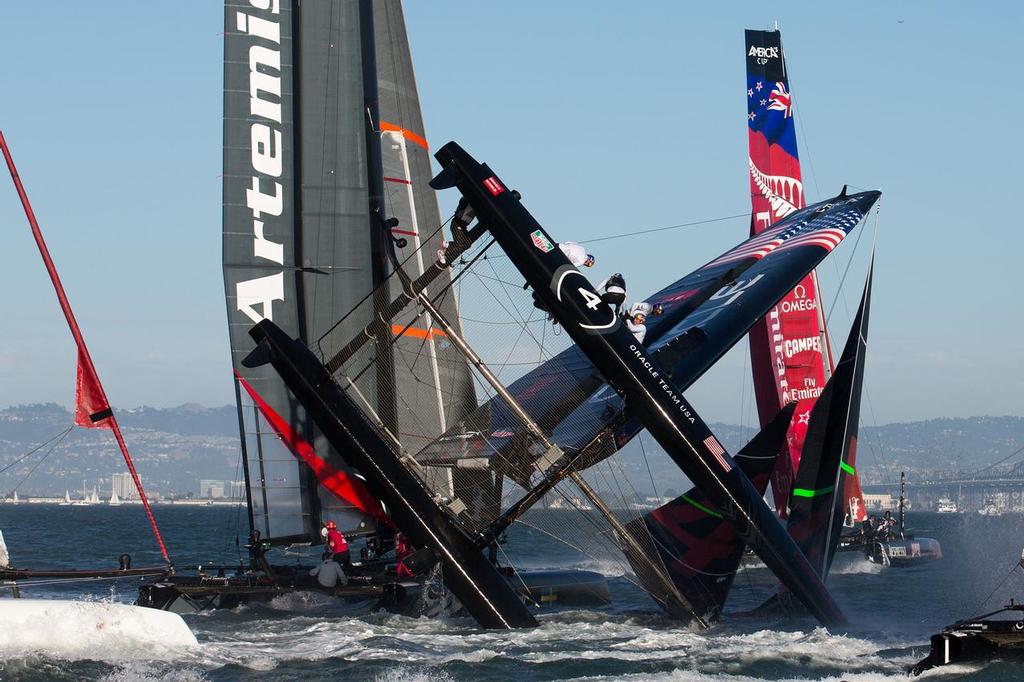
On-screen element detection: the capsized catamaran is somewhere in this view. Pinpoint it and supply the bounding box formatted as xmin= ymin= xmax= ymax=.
xmin=141 ymin=0 xmax=455 ymax=612
xmin=743 ymin=28 xmax=867 ymax=524
xmin=424 ymin=141 xmax=886 ymax=627
xmin=141 ymin=0 xmax=608 ymax=615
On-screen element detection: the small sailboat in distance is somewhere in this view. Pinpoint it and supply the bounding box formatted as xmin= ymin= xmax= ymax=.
xmin=109 ymin=488 xmax=121 ymax=507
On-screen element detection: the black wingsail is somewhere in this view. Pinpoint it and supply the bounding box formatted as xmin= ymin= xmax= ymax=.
xmin=786 ymin=255 xmax=874 ymax=578
xmin=247 ymin=320 xmax=537 ymax=629
xmin=224 ymin=0 xmax=478 ymax=546
xmin=626 ymin=402 xmax=794 ymax=623
xmin=430 ymin=141 xmax=850 ymax=627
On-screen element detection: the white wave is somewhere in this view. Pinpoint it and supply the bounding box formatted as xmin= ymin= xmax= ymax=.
xmin=0 ymin=599 xmax=196 ymax=662
xmin=375 ymin=669 xmax=455 ymax=682
xmin=100 ymin=661 xmax=208 ymax=682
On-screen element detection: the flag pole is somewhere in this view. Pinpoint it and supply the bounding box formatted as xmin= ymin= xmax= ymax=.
xmin=1 ymin=131 xmax=170 ymax=564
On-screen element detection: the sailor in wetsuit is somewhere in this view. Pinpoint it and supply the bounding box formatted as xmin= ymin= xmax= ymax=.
xmin=309 ymin=551 xmax=348 ymax=588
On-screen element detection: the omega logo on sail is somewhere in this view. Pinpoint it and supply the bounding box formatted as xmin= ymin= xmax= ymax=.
xmin=235 ymin=1 xmax=286 ymax=324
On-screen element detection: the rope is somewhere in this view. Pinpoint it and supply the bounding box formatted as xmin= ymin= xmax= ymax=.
xmin=825 ymin=201 xmax=878 ymax=325
xmin=979 ymin=562 xmax=1021 ymax=610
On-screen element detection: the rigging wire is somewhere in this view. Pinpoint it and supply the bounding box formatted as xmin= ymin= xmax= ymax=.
xmin=825 ymin=202 xmax=878 ymax=326
xmin=0 ymin=426 xmax=73 ymax=476
xmin=579 ymin=213 xmax=749 ymax=245
xmin=7 ymin=426 xmax=73 ymax=495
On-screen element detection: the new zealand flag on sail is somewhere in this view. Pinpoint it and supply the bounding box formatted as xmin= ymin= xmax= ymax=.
xmin=746 ymin=30 xmax=799 ymax=162
xmin=746 ymin=30 xmax=803 ymax=227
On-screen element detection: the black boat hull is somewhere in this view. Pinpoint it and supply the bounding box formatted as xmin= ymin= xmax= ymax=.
xmin=913 ymin=618 xmax=1024 ymax=675
xmin=137 ymin=568 xmax=609 ymax=615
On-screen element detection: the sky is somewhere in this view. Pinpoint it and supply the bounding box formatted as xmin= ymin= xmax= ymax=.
xmin=1 ymin=1 xmax=1021 ymax=425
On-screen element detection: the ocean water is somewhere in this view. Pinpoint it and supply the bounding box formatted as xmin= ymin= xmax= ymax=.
xmin=1 ymin=505 xmax=1023 ymax=681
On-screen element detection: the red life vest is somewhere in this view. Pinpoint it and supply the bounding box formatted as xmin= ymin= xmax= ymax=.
xmin=327 ymin=528 xmax=348 ymax=553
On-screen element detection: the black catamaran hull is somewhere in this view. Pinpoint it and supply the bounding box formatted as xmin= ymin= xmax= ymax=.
xmin=429 ymin=141 xmax=850 ymax=627
xmin=138 ymin=565 xmax=608 ymax=615
xmin=912 ymin=605 xmax=1024 ymax=675
xmin=246 ymin=320 xmax=537 ymax=629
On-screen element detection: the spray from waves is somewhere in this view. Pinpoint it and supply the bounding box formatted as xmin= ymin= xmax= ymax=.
xmin=509 ymin=558 xmax=633 ymax=578
xmin=561 ymin=670 xmax=919 ymax=682
xmin=375 ymin=669 xmax=455 ymax=682
xmin=0 ymin=604 xmax=962 ymax=681
xmin=830 ymin=555 xmax=884 ymax=575
xmin=100 ymin=662 xmax=208 ymax=682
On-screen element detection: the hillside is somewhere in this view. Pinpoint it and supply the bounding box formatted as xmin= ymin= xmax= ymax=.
xmin=1 ymin=403 xmax=1021 ymax=498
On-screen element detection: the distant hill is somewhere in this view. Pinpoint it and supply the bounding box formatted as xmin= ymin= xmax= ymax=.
xmin=1 ymin=403 xmax=1021 ymax=498
xmin=0 ymin=403 xmax=240 ymax=497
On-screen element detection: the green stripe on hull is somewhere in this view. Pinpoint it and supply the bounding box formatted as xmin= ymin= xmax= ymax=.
xmin=840 ymin=461 xmax=856 ymax=476
xmin=792 ymin=485 xmax=836 ymax=498
xmin=682 ymin=494 xmax=723 ymax=518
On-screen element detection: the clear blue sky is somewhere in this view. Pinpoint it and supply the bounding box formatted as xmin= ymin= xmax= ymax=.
xmin=1 ymin=2 xmax=1021 ymax=423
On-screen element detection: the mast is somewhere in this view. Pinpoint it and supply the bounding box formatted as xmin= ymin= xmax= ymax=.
xmin=1 ymin=131 xmax=170 ymax=564
xmin=231 ymin=376 xmax=256 ymax=542
xmin=899 ymin=471 xmax=906 ymax=538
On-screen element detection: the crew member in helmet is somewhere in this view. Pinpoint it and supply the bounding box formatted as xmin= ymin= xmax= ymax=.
xmin=625 ymin=301 xmax=664 ymax=320
xmin=558 ymin=241 xmax=595 ymax=269
xmin=597 ymin=273 xmax=627 ymax=315
xmin=626 ymin=310 xmax=648 ymax=344
xmin=394 ymin=532 xmax=414 ymax=579
xmin=324 ymin=520 xmax=350 ymax=566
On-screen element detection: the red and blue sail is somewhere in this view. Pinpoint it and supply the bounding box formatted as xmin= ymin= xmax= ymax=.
xmin=744 ymin=29 xmax=866 ymax=523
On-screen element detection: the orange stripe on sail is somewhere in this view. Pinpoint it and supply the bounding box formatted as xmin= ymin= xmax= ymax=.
xmin=380 ymin=121 xmax=428 ymax=150
xmin=391 ymin=323 xmax=446 ymax=341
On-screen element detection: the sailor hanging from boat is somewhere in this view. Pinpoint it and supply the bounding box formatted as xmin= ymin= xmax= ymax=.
xmin=622 ymin=301 xmax=664 ymax=344
xmin=437 ymin=198 xmax=478 ymax=266
xmin=558 ymin=241 xmax=595 ymax=269
xmin=529 ymin=242 xmax=596 ymax=314
xmin=596 ymin=273 xmax=627 ymax=314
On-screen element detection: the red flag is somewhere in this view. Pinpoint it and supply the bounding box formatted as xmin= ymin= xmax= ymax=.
xmin=74 ymin=349 xmax=112 ymax=429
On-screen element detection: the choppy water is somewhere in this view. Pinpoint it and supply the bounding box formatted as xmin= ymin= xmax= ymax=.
xmin=1 ymin=505 xmax=1023 ymax=680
